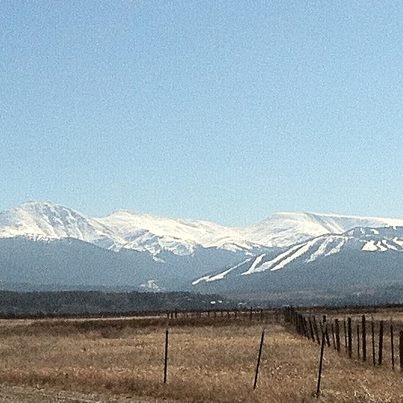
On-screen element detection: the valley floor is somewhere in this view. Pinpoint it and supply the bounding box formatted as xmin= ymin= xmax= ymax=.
xmin=0 ymin=316 xmax=401 ymax=402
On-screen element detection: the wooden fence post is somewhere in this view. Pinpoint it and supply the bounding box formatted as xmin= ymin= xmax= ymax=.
xmin=343 ymin=319 xmax=348 ymax=354
xmin=378 ymin=320 xmax=384 ymax=366
xmin=304 ymin=317 xmax=310 ymax=340
xmin=323 ymin=315 xmax=330 ymax=347
xmin=399 ymin=331 xmax=403 ymax=371
xmin=362 ymin=315 xmax=366 ymax=362
xmin=371 ymin=318 xmax=376 ymax=366
xmin=391 ymin=321 xmax=395 ymax=370
xmin=309 ymin=317 xmax=315 ymax=342
xmin=298 ymin=314 xmax=302 ymax=335
xmin=347 ymin=317 xmax=352 ymax=358
xmin=335 ymin=319 xmax=341 ymax=352
xmin=316 ymin=324 xmax=327 ymax=397
xmin=163 ymin=328 xmax=169 ymax=384
xmin=253 ymin=329 xmax=265 ymax=390
xmin=313 ymin=316 xmax=320 ymax=344
xmin=331 ymin=322 xmax=336 ymax=350
xmin=357 ymin=323 xmax=360 ymax=360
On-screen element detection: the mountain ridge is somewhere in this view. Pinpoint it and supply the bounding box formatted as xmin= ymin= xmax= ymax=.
xmin=193 ymin=225 xmax=403 ymax=290
xmin=2 ymin=201 xmax=403 ymax=253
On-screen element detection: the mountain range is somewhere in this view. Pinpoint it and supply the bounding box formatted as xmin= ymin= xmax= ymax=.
xmin=1 ymin=201 xmax=403 ymax=302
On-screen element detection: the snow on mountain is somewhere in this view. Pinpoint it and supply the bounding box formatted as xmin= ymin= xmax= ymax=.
xmin=3 ymin=202 xmax=403 ymax=293
xmin=2 ymin=202 xmax=403 ymax=259
xmin=192 ymin=258 xmax=254 ymax=285
xmin=0 ymin=202 xmax=263 ymax=256
xmin=0 ymin=201 xmax=116 ymax=246
xmin=96 ymin=210 xmax=263 ymax=256
xmin=193 ymin=226 xmax=403 ymax=284
xmin=241 ymin=212 xmax=403 ymax=247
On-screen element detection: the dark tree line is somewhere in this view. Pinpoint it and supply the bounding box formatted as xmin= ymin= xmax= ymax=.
xmin=0 ymin=290 xmax=232 ymax=317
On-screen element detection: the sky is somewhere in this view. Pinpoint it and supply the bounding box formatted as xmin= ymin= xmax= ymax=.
xmin=1 ymin=1 xmax=403 ymax=226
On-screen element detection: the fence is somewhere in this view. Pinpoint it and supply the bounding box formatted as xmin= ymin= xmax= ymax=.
xmin=162 ymin=307 xmax=282 ymax=323
xmin=283 ymin=306 xmax=403 ymax=372
xmin=154 ymin=309 xmax=279 ymax=390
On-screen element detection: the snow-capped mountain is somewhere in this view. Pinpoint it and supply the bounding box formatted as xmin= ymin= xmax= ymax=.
xmin=2 ymin=201 xmax=403 ymax=255
xmin=194 ymin=226 xmax=403 ymax=283
xmin=0 ymin=201 xmax=115 ymax=247
xmin=241 ymin=212 xmax=403 ymax=247
xmin=0 ymin=201 xmax=271 ymax=290
xmin=0 ymin=201 xmax=264 ymax=257
xmin=1 ymin=201 xmax=403 ymax=294
xmin=97 ymin=210 xmax=263 ymax=256
xmin=193 ymin=226 xmax=403 ymax=297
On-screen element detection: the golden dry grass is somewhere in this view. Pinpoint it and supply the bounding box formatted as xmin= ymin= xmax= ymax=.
xmin=0 ymin=317 xmax=401 ymax=402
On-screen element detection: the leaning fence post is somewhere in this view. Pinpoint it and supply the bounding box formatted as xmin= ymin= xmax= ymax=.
xmin=316 ymin=324 xmax=327 ymax=397
xmin=163 ymin=328 xmax=169 ymax=384
xmin=378 ymin=320 xmax=383 ymax=366
xmin=253 ymin=329 xmax=265 ymax=389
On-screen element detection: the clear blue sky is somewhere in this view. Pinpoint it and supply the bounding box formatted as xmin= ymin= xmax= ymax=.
xmin=1 ymin=1 xmax=403 ymax=225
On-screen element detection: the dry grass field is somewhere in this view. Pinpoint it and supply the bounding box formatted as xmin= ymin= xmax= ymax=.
xmin=0 ymin=316 xmax=401 ymax=402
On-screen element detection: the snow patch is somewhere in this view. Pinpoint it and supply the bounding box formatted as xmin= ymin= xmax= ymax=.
xmin=140 ymin=280 xmax=160 ymax=291
xmin=241 ymin=254 xmax=266 ymax=275
xmin=192 ymin=258 xmax=253 ymax=284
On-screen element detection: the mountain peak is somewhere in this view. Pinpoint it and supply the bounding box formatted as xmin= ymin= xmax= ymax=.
xmin=15 ymin=200 xmax=63 ymax=210
xmin=0 ymin=200 xmax=111 ymax=243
